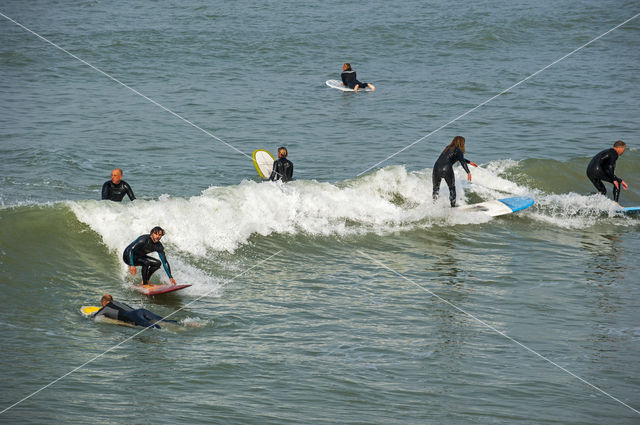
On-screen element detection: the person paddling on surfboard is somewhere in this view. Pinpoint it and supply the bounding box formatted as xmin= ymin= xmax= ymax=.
xmin=123 ymin=226 xmax=177 ymax=286
xmin=432 ymin=136 xmax=478 ymax=207
xmin=269 ymin=147 xmax=294 ymax=182
xmin=101 ymin=168 xmax=136 ymax=202
xmin=93 ymin=294 xmax=176 ymax=328
xmin=340 ymin=63 xmax=375 ymax=93
xmin=587 ymin=140 xmax=628 ymax=203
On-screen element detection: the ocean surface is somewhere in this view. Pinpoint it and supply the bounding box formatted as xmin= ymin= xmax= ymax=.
xmin=1 ymin=1 xmax=639 ymax=424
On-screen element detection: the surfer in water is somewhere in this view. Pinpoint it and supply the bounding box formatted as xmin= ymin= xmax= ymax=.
xmin=101 ymin=168 xmax=136 ymax=202
xmin=269 ymin=147 xmax=294 ymax=182
xmin=432 ymin=136 xmax=478 ymax=207
xmin=587 ymin=140 xmax=628 ymax=203
xmin=123 ymin=226 xmax=177 ymax=286
xmin=93 ymin=294 xmax=176 ymax=328
xmin=340 ymin=63 xmax=375 ymax=93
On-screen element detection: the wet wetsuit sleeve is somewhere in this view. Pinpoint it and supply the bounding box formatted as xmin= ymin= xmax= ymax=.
xmin=269 ymin=160 xmax=278 ymax=181
xmin=455 ymin=149 xmax=471 ymax=174
xmin=157 ymin=245 xmax=173 ymax=279
xmin=341 ymin=72 xmax=348 ymax=86
xmin=286 ymin=161 xmax=294 ymax=181
xmin=123 ymin=181 xmax=136 ymax=201
xmin=127 ymin=235 xmax=147 ymax=266
xmin=101 ymin=181 xmax=110 ymax=200
xmin=602 ymin=150 xmax=619 ymax=181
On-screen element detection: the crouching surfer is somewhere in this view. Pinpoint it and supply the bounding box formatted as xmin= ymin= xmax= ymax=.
xmin=93 ymin=294 xmax=176 ymax=328
xmin=123 ymin=226 xmax=178 ymax=286
xmin=587 ymin=140 xmax=628 ymax=203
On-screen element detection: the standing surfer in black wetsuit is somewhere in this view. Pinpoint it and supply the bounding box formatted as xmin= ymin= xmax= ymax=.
xmin=587 ymin=140 xmax=628 ymax=203
xmin=269 ymin=147 xmax=294 ymax=182
xmin=340 ymin=63 xmax=375 ymax=93
xmin=432 ymin=136 xmax=478 ymax=207
xmin=101 ymin=168 xmax=136 ymax=202
xmin=123 ymin=226 xmax=177 ymax=286
xmin=93 ymin=294 xmax=177 ymax=328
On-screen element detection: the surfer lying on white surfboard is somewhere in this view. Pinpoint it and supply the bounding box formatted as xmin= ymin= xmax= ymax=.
xmin=340 ymin=63 xmax=375 ymax=92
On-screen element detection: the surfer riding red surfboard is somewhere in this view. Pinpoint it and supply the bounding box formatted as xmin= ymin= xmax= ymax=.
xmin=123 ymin=226 xmax=178 ymax=286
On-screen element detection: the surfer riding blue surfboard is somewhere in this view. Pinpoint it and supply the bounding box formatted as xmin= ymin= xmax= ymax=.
xmin=432 ymin=136 xmax=479 ymax=207
xmin=123 ymin=226 xmax=178 ymax=287
xmin=587 ymin=140 xmax=629 ymax=204
xmin=326 ymin=63 xmax=375 ymax=92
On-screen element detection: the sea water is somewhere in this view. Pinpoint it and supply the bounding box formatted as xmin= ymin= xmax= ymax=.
xmin=1 ymin=0 xmax=639 ymax=424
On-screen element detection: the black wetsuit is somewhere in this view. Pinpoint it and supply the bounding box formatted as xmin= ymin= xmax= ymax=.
xmin=341 ymin=70 xmax=369 ymax=90
xmin=269 ymin=157 xmax=294 ymax=182
xmin=94 ymin=301 xmax=176 ymax=328
xmin=123 ymin=234 xmax=173 ymax=284
xmin=101 ymin=180 xmax=136 ymax=202
xmin=432 ymin=147 xmax=472 ymax=207
xmin=587 ymin=148 xmax=623 ymax=202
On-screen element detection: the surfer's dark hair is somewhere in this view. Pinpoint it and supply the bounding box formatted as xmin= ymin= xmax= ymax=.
xmin=614 ymin=140 xmax=626 ymax=148
xmin=343 ymin=62 xmax=352 ymax=71
xmin=150 ymin=226 xmax=165 ymax=236
xmin=444 ymin=136 xmax=466 ymax=154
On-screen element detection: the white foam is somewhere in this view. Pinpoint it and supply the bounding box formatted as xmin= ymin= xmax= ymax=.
xmin=68 ymin=162 xmax=634 ymax=264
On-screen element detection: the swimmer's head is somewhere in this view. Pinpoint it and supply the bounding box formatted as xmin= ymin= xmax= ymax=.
xmin=111 ymin=168 xmax=123 ymax=184
xmin=277 ymin=147 xmax=288 ymax=158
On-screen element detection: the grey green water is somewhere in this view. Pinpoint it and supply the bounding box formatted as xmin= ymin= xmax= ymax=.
xmin=1 ymin=1 xmax=639 ymax=424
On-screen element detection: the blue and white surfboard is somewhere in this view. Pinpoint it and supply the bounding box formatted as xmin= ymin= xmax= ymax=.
xmin=621 ymin=206 xmax=640 ymax=215
xmin=456 ymin=196 xmax=535 ymax=217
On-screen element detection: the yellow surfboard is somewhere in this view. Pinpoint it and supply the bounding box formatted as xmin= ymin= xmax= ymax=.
xmin=81 ymin=305 xmax=101 ymax=317
xmin=80 ymin=305 xmax=136 ymax=327
xmin=252 ymin=149 xmax=275 ymax=179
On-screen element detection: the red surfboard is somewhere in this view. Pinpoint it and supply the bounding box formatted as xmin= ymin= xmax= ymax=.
xmin=133 ymin=284 xmax=192 ymax=296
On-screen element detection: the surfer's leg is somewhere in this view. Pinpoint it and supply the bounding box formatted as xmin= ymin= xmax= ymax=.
xmin=589 ymin=177 xmax=606 ymax=196
xmin=432 ymin=174 xmax=442 ymax=200
xmin=444 ymin=170 xmax=456 ymax=207
xmin=138 ymin=256 xmax=161 ymax=284
xmin=613 ymin=178 xmax=621 ymax=202
xmin=124 ymin=309 xmax=160 ymax=328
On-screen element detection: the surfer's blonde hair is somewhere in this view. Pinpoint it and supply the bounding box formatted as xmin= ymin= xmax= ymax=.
xmin=278 ymin=147 xmax=288 ymax=158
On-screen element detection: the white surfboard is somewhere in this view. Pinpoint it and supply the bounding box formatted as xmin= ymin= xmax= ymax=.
xmin=456 ymin=196 xmax=534 ymax=217
xmin=252 ymin=149 xmax=275 ymax=179
xmin=325 ymin=79 xmax=372 ymax=92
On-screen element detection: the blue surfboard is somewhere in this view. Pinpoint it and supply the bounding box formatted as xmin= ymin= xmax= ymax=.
xmin=456 ymin=196 xmax=534 ymax=217
xmin=621 ymin=206 xmax=640 ymax=215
